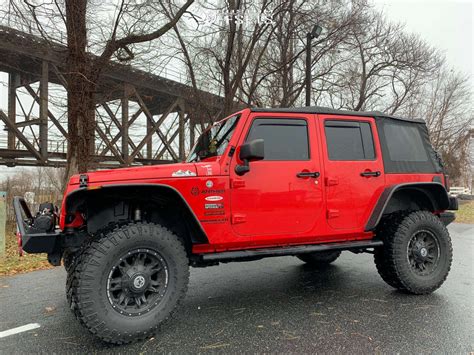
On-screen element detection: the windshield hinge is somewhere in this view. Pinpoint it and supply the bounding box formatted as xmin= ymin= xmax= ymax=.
xmin=79 ymin=174 xmax=88 ymax=188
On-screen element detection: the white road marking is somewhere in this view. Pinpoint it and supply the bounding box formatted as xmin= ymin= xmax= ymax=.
xmin=0 ymin=323 xmax=41 ymax=338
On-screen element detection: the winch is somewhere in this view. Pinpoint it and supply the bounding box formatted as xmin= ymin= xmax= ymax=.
xmin=27 ymin=202 xmax=57 ymax=234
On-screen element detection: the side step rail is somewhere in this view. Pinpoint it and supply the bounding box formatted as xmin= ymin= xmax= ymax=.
xmin=201 ymin=240 xmax=383 ymax=262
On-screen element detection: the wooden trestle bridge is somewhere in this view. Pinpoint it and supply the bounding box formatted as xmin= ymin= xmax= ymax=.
xmin=0 ymin=26 xmax=224 ymax=168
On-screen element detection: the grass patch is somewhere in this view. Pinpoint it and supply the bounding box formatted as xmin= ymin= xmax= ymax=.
xmin=0 ymin=222 xmax=52 ymax=276
xmin=455 ymin=200 xmax=474 ymax=224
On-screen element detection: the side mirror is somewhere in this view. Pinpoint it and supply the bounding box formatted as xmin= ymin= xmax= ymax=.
xmin=235 ymin=139 xmax=264 ymax=176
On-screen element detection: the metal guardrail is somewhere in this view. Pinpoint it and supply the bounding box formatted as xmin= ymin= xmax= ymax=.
xmin=449 ymin=187 xmax=472 ymax=196
xmin=0 ymin=191 xmax=6 ymax=256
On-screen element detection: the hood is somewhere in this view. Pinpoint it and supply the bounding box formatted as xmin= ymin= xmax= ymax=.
xmin=68 ymin=162 xmax=199 ymax=185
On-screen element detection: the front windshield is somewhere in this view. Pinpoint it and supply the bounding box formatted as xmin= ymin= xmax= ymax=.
xmin=186 ymin=114 xmax=240 ymax=162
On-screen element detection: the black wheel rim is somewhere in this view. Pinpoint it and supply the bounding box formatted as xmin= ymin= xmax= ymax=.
xmin=107 ymin=248 xmax=169 ymax=316
xmin=407 ymin=229 xmax=440 ymax=276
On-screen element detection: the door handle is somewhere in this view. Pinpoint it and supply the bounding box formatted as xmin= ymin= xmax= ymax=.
xmin=360 ymin=171 xmax=381 ymax=177
xmin=297 ymin=171 xmax=320 ymax=178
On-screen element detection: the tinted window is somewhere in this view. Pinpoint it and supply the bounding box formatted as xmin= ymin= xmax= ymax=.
xmin=187 ymin=114 xmax=240 ymax=162
xmin=246 ymin=118 xmax=309 ymax=160
xmin=383 ymin=122 xmax=428 ymax=162
xmin=325 ymin=121 xmax=375 ymax=160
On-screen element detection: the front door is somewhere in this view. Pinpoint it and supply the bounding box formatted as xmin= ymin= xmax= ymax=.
xmin=230 ymin=114 xmax=324 ymax=237
xmin=319 ymin=115 xmax=385 ymax=230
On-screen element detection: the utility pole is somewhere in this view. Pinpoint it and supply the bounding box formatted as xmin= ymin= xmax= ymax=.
xmin=305 ymin=24 xmax=323 ymax=107
xmin=305 ymin=33 xmax=312 ymax=107
xmin=0 ymin=191 xmax=6 ymax=258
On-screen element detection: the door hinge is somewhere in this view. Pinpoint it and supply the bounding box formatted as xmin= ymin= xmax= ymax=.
xmin=325 ymin=177 xmax=339 ymax=186
xmin=231 ymin=214 xmax=246 ymax=224
xmin=231 ymin=179 xmax=246 ymax=188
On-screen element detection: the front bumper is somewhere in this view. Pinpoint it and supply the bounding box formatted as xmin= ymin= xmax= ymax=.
xmin=13 ymin=196 xmax=61 ymax=254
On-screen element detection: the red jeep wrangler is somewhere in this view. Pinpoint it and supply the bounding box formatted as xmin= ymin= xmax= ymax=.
xmin=14 ymin=107 xmax=458 ymax=344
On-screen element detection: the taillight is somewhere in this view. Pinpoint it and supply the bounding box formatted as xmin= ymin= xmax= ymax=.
xmin=17 ymin=231 xmax=23 ymax=257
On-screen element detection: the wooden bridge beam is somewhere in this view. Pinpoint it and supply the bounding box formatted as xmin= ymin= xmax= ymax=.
xmin=7 ymin=73 xmax=19 ymax=149
xmin=121 ymin=85 xmax=130 ymax=165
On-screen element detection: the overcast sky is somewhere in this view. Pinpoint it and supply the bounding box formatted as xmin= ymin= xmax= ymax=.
xmin=1 ymin=0 xmax=473 ymax=182
xmin=372 ymin=0 xmax=473 ymax=80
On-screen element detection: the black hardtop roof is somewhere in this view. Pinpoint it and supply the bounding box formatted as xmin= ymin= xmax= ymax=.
xmin=250 ymin=106 xmax=425 ymax=124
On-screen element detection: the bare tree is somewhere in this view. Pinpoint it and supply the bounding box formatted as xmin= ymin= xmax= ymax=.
xmin=409 ymin=70 xmax=473 ymax=181
xmin=202 ymin=0 xmax=279 ymax=115
xmin=7 ymin=0 xmax=194 ymax=178
xmin=254 ymin=0 xmax=366 ymax=108
xmin=2 ymin=0 xmax=471 ymax=185
xmin=164 ymin=0 xmax=367 ymax=113
xmin=0 ymin=167 xmax=65 ymax=221
xmin=325 ymin=10 xmax=441 ymax=112
xmin=160 ymin=0 xmax=287 ymax=115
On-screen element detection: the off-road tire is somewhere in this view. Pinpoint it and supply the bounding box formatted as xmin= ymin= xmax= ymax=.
xmin=68 ymin=222 xmax=189 ymax=344
xmin=65 ymin=250 xmax=80 ymax=319
xmin=66 ymin=224 xmax=122 ymax=324
xmin=63 ymin=250 xmax=76 ymax=273
xmin=374 ymin=210 xmax=452 ymax=295
xmin=297 ymin=251 xmax=341 ymax=266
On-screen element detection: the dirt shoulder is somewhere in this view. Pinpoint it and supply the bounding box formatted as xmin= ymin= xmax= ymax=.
xmin=0 ymin=222 xmax=52 ymax=276
xmin=455 ymin=200 xmax=474 ymax=224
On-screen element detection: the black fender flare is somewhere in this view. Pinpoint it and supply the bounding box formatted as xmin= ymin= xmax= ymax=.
xmin=63 ymin=183 xmax=209 ymax=243
xmin=365 ymin=182 xmax=450 ymax=231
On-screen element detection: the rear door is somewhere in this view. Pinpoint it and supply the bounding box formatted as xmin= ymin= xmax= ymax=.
xmin=319 ymin=115 xmax=385 ymax=230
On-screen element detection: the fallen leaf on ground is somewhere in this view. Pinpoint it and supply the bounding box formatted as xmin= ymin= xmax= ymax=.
xmin=200 ymin=342 xmax=230 ymax=349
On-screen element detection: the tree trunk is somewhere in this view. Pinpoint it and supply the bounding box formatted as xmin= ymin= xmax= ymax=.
xmin=65 ymin=0 xmax=96 ymax=180
xmin=66 ymin=78 xmax=96 ymax=175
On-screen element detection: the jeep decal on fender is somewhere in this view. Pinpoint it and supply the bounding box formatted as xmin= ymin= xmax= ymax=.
xmin=204 ymin=203 xmax=224 ymax=209
xmin=205 ymin=196 xmax=223 ymax=201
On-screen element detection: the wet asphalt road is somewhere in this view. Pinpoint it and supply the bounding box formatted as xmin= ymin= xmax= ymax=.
xmin=0 ymin=224 xmax=473 ymax=354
